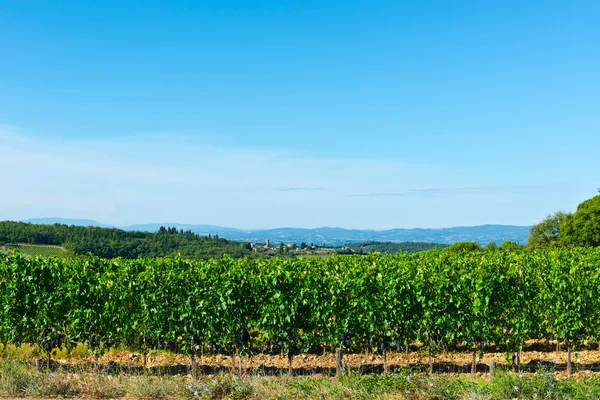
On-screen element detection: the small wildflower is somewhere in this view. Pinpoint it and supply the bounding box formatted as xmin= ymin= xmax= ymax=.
xmin=203 ymin=384 xmax=209 ymax=392
xmin=48 ymin=373 xmax=54 ymax=378
xmin=405 ymin=390 xmax=410 ymax=394
xmin=194 ymin=391 xmax=198 ymax=396
xmin=550 ymin=383 xmax=555 ymax=388
xmin=429 ymin=383 xmax=434 ymax=387
xmin=518 ymin=373 xmax=523 ymax=378
xmin=514 ymin=385 xmax=520 ymax=392
xmin=406 ymin=375 xmax=411 ymax=381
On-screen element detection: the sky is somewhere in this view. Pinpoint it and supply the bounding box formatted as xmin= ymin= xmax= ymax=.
xmin=1 ymin=0 xmax=599 ymax=229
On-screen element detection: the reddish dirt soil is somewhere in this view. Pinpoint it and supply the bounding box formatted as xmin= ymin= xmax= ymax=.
xmin=78 ymin=341 xmax=600 ymax=376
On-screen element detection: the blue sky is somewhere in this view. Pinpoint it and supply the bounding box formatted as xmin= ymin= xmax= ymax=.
xmin=1 ymin=0 xmax=599 ymax=229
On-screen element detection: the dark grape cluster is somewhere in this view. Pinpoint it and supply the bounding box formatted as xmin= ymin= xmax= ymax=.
xmin=237 ymin=329 xmax=250 ymax=346
xmin=287 ymin=340 xmax=299 ymax=356
xmin=340 ymin=332 xmax=351 ymax=349
xmin=393 ymin=338 xmax=402 ymax=352
xmin=156 ymin=338 xmax=177 ymax=351
xmin=377 ymin=336 xmax=392 ymax=356
xmin=262 ymin=338 xmax=277 ymax=354
xmin=306 ymin=344 xmax=324 ymax=355
xmin=41 ymin=327 xmax=63 ymax=353
xmin=141 ymin=335 xmax=152 ymax=348
xmin=190 ymin=334 xmax=200 ymax=352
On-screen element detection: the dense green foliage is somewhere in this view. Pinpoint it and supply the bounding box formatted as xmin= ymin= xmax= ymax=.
xmin=528 ymin=211 xmax=569 ymax=248
xmin=498 ymin=241 xmax=524 ymax=251
xmin=0 ymin=221 xmax=253 ymax=259
xmin=1 ymin=250 xmax=599 ymax=360
xmin=336 ymin=241 xmax=448 ymax=254
xmin=560 ymin=195 xmax=600 ymax=247
xmin=528 ymin=194 xmax=600 ymax=249
xmin=443 ymin=241 xmax=481 ymax=253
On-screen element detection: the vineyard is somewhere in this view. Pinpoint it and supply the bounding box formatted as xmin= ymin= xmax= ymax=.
xmin=1 ymin=243 xmax=68 ymax=258
xmin=1 ymin=250 xmax=600 ymax=376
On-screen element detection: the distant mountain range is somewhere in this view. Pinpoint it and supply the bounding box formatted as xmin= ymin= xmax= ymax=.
xmin=23 ymin=218 xmax=531 ymax=246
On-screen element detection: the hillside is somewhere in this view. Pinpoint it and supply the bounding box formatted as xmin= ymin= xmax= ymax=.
xmin=1 ymin=221 xmax=253 ymax=259
xmin=0 ymin=243 xmax=68 ymax=258
xmin=24 ymin=218 xmax=530 ymax=245
xmin=336 ymin=241 xmax=449 ymax=254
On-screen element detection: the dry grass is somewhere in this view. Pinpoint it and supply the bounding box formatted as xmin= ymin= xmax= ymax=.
xmin=123 ymin=374 xmax=183 ymax=399
xmin=2 ymin=356 xmax=600 ymax=399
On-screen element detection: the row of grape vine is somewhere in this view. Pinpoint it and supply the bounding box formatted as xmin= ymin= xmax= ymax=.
xmin=1 ymin=250 xmax=599 ymax=374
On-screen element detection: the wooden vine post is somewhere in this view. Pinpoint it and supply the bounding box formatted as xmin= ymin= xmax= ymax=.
xmin=141 ymin=335 xmax=150 ymax=371
xmin=238 ymin=344 xmax=243 ymax=376
xmin=428 ymin=347 xmax=433 ymax=374
xmin=383 ymin=347 xmax=388 ymax=375
xmin=287 ymin=351 xmax=293 ymax=376
xmin=191 ymin=353 xmax=198 ymax=379
xmin=471 ymin=348 xmax=477 ymax=375
xmin=189 ymin=336 xmax=199 ymax=379
xmin=335 ymin=348 xmax=343 ymax=376
xmin=567 ymin=343 xmax=572 ymax=375
xmin=231 ymin=347 xmax=236 ymax=375
xmin=191 ymin=350 xmax=198 ymax=379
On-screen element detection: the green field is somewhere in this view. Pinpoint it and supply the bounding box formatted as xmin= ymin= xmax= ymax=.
xmin=1 ymin=243 xmax=68 ymax=258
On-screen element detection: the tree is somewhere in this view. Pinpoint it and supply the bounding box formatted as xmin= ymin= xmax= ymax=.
xmin=484 ymin=241 xmax=498 ymax=251
xmin=499 ymin=241 xmax=523 ymax=252
xmin=528 ymin=211 xmax=568 ymax=249
xmin=560 ymin=195 xmax=600 ymax=247
xmin=443 ymin=242 xmax=481 ymax=253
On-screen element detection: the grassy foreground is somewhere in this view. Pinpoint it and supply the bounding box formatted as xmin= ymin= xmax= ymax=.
xmin=2 ymin=358 xmax=600 ymax=399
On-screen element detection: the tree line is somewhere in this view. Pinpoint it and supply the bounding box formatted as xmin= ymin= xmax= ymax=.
xmin=335 ymin=241 xmax=449 ymax=254
xmin=0 ymin=221 xmax=253 ymax=259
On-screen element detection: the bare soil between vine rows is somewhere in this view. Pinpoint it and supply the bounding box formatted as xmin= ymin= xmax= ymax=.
xmin=46 ymin=341 xmax=600 ymax=377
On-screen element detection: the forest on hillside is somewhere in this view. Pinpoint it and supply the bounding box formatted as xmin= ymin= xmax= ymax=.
xmin=0 ymin=222 xmax=453 ymax=259
xmin=0 ymin=222 xmax=253 ymax=259
xmin=335 ymin=241 xmax=449 ymax=254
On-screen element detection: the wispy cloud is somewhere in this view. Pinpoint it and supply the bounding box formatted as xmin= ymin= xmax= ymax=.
xmin=277 ymin=187 xmax=329 ymax=192
xmin=340 ymin=183 xmax=600 ymax=198
xmin=0 ymin=129 xmax=448 ymax=227
xmin=1 ymin=129 xmax=596 ymax=229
